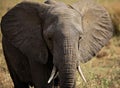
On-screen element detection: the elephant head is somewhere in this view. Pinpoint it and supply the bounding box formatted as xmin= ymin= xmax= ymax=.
xmin=1 ymin=0 xmax=113 ymax=88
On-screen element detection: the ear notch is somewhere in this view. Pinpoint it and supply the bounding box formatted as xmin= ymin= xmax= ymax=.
xmin=1 ymin=1 xmax=50 ymax=64
xmin=71 ymin=0 xmax=113 ymax=63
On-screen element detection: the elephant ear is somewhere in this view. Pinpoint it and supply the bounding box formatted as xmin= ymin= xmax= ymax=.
xmin=72 ymin=0 xmax=113 ymax=63
xmin=1 ymin=1 xmax=49 ymax=64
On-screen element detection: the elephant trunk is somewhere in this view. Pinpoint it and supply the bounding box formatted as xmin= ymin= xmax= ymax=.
xmin=58 ymin=38 xmax=77 ymax=88
xmin=52 ymin=34 xmax=80 ymax=87
xmin=55 ymin=34 xmax=78 ymax=88
xmin=59 ymin=62 xmax=76 ymax=88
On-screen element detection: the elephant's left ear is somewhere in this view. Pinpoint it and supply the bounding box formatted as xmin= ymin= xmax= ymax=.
xmin=1 ymin=1 xmax=50 ymax=64
xmin=71 ymin=0 xmax=113 ymax=63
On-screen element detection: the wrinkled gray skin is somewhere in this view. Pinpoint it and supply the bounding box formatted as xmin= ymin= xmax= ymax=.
xmin=1 ymin=0 xmax=113 ymax=88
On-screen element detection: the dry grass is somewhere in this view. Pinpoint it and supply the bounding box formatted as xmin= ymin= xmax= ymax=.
xmin=0 ymin=34 xmax=13 ymax=87
xmin=0 ymin=0 xmax=120 ymax=88
xmin=102 ymin=1 xmax=120 ymax=36
xmin=76 ymin=38 xmax=120 ymax=88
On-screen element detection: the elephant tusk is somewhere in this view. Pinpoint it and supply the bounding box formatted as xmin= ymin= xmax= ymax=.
xmin=48 ymin=65 xmax=57 ymax=84
xmin=54 ymin=72 xmax=59 ymax=79
xmin=77 ymin=65 xmax=87 ymax=83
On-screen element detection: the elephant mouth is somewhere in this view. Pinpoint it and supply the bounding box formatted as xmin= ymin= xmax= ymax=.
xmin=48 ymin=65 xmax=87 ymax=84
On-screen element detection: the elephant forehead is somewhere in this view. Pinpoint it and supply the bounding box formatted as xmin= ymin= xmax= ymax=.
xmin=55 ymin=16 xmax=83 ymax=36
xmin=49 ymin=7 xmax=78 ymax=18
xmin=54 ymin=24 xmax=80 ymax=40
xmin=45 ymin=6 xmax=83 ymax=37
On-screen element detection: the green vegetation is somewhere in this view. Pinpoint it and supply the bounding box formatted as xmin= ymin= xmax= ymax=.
xmin=0 ymin=0 xmax=120 ymax=88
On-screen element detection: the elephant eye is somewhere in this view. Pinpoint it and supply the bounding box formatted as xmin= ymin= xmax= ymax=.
xmin=48 ymin=37 xmax=52 ymax=41
xmin=78 ymin=36 xmax=82 ymax=50
xmin=79 ymin=36 xmax=82 ymax=40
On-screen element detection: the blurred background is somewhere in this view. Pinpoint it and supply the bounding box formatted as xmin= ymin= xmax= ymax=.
xmin=0 ymin=0 xmax=120 ymax=88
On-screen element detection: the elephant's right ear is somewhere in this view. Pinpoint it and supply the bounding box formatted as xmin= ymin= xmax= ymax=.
xmin=1 ymin=1 xmax=50 ymax=64
xmin=71 ymin=0 xmax=113 ymax=63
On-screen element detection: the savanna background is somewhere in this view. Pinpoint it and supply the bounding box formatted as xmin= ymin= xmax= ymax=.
xmin=0 ymin=0 xmax=120 ymax=88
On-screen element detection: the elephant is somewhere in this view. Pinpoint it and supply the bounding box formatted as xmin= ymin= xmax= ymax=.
xmin=0 ymin=0 xmax=113 ymax=88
